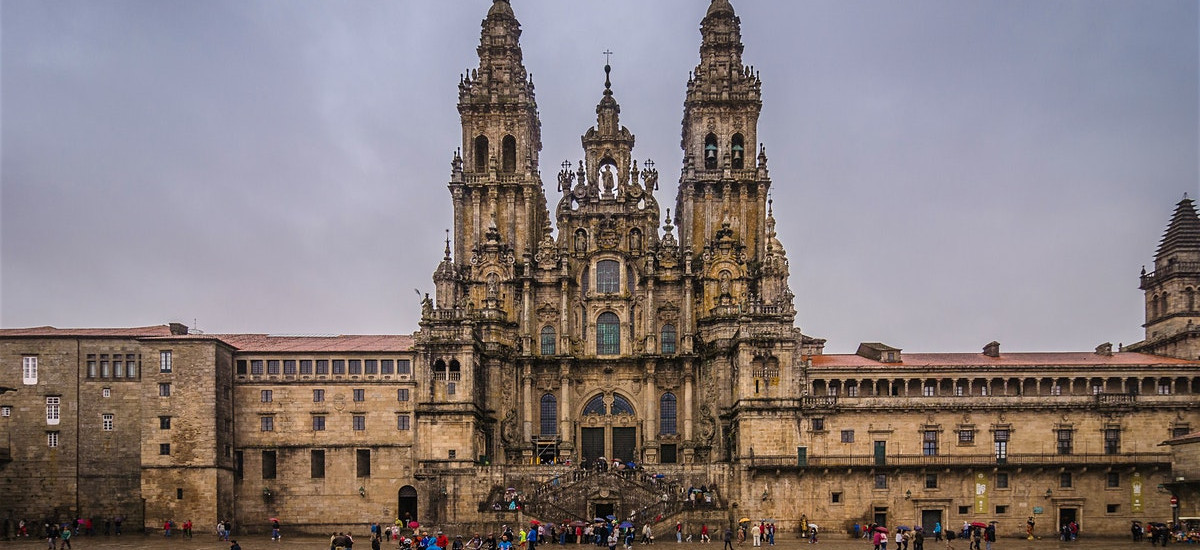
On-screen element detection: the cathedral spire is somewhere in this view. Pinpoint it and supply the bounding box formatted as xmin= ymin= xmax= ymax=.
xmin=1155 ymin=196 xmax=1200 ymax=262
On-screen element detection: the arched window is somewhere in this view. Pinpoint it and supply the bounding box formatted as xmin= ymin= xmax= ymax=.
xmin=583 ymin=395 xmax=607 ymax=415
xmin=611 ymin=394 xmax=635 ymax=415
xmin=597 ymin=312 xmax=620 ymax=355
xmin=661 ymin=324 xmax=677 ymax=355
xmin=660 ymin=393 xmax=677 ymax=435
xmin=597 ymin=260 xmax=620 ymax=293
xmin=433 ymin=359 xmax=447 ymax=379
xmin=731 ymin=133 xmax=745 ymax=169
xmin=540 ymin=394 xmax=557 ymax=435
xmin=1162 ymin=293 xmax=1170 ymax=317
xmin=474 ymin=135 xmax=489 ymax=172
xmin=540 ymin=325 xmax=556 ymax=356
xmin=704 ymin=133 xmax=718 ymax=169
xmin=1151 ymin=294 xmax=1159 ymax=318
xmin=502 ymin=135 xmax=517 ymax=173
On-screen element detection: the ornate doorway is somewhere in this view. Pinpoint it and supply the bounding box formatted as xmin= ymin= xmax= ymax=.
xmin=579 ymin=393 xmax=639 ymax=465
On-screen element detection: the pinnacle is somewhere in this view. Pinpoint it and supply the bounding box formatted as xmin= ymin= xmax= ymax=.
xmin=707 ymin=0 xmax=735 ymax=17
xmin=1156 ymin=196 xmax=1200 ymax=258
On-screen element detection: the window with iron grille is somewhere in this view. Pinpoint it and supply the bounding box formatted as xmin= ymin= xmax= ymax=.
xmin=1060 ymin=472 xmax=1072 ymax=488
xmin=311 ymin=449 xmax=325 ymax=478
xmin=925 ymin=473 xmax=938 ymax=489
xmin=996 ymin=472 xmax=1009 ymax=489
xmin=1057 ymin=429 xmax=1073 ymax=455
xmin=1104 ymin=428 xmax=1120 ymax=454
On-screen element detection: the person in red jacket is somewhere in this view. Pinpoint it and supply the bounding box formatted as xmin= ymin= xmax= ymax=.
xmin=437 ymin=531 xmax=450 ymax=550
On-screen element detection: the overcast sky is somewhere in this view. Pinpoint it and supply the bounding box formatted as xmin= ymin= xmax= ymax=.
xmin=2 ymin=0 xmax=1197 ymax=354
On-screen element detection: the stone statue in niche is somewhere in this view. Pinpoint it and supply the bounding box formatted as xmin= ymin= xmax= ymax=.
xmin=574 ymin=229 xmax=588 ymax=253
xmin=601 ymin=164 xmax=616 ymax=195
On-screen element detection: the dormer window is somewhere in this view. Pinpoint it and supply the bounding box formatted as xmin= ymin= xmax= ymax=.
xmin=704 ymin=133 xmax=718 ymax=169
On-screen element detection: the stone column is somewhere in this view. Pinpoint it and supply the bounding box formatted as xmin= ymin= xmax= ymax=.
xmin=560 ymin=361 xmax=572 ymax=445
xmin=644 ymin=360 xmax=657 ymax=441
xmin=522 ymin=363 xmax=533 ymax=443
xmin=684 ymin=360 xmax=695 ymax=439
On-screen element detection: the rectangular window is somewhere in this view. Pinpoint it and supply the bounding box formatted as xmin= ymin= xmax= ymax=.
xmin=1060 ymin=472 xmax=1072 ymax=488
xmin=160 ymin=443 xmax=171 ymax=455
xmin=353 ymin=389 xmax=365 ymax=402
xmin=356 ymin=448 xmax=371 ymax=477
xmin=250 ymin=360 xmax=264 ymax=375
xmin=1106 ymin=504 xmax=1119 ymax=513
xmin=313 ymin=389 xmax=325 ymax=402
xmin=812 ymin=418 xmax=825 ymax=431
xmin=447 ymin=382 xmax=456 ymax=395
xmin=126 ymin=354 xmax=137 ymax=378
xmin=925 ymin=473 xmax=938 ymax=489
xmin=828 ymin=386 xmax=840 ymax=396
xmin=48 ymin=431 xmax=59 ymax=448
xmin=958 ymin=505 xmax=971 ymax=515
xmin=397 ymin=414 xmax=411 ymax=430
xmin=352 ymin=415 xmax=366 ymax=431
xmin=283 ymin=360 xmax=297 ymax=375
xmin=1173 ymin=426 xmax=1191 ymax=438
xmin=299 ymin=360 xmax=313 ymax=375
xmin=160 ymin=416 xmax=171 ymax=429
xmin=1092 ymin=384 xmax=1102 ymax=395
xmin=235 ymin=451 xmax=244 ymax=479
xmin=102 ymin=388 xmax=111 ymax=398
xmin=1104 ymin=428 xmax=1120 ymax=455
xmin=159 ymin=350 xmax=172 ymax=373
xmin=176 ymin=488 xmax=184 ymax=500
xmin=348 ymin=359 xmax=361 ymax=375
xmin=23 ymin=356 xmax=38 ymax=385
xmin=261 ymin=390 xmax=273 ymax=403
xmin=1057 ymin=429 xmax=1073 ymax=455
xmin=831 ymin=492 xmax=842 ymax=504
xmin=101 ymin=356 xmax=111 ymax=378
xmin=158 ymin=383 xmax=171 ymax=397
xmin=87 ymin=355 xmax=97 ymax=378
xmin=260 ymin=416 xmax=274 ymax=431
xmin=380 ymin=359 xmax=394 ymax=374
xmin=923 ymin=430 xmax=939 ymax=456
xmin=847 ymin=386 xmax=858 ymax=397
xmin=954 ymin=385 xmax=964 ymax=396
xmin=332 ymin=360 xmax=345 ymax=374
xmin=448 ymin=449 xmax=456 ymax=459
xmin=46 ymin=396 xmax=60 ymax=425
xmin=316 ymin=359 xmax=329 ymax=375
xmin=1107 ymin=472 xmax=1120 ymax=488
xmin=959 ymin=429 xmax=975 ymax=444
xmin=841 ymin=430 xmax=855 ymax=443
xmin=397 ymin=359 xmax=412 ymax=375
xmin=994 ymin=429 xmax=1009 ymax=460
xmin=267 ymin=360 xmax=280 ymax=375
xmin=311 ymin=449 xmax=325 ymax=478
xmin=365 ymin=359 xmax=377 ymax=374
xmin=397 ymin=388 xmax=410 ymax=402
xmin=113 ymin=357 xmax=123 ymax=378
xmin=1158 ymin=383 xmax=1171 ymax=395
xmin=996 ymin=472 xmax=1009 ymax=489
xmin=312 ymin=416 xmax=326 ymax=431
xmin=996 ymin=505 xmax=1009 ymax=515
xmin=874 ymin=474 xmax=888 ymax=489
xmin=102 ymin=413 xmax=114 ymax=431
xmin=923 ymin=385 xmax=935 ymax=397
xmin=660 ymin=443 xmax=677 ymax=464
xmin=262 ymin=450 xmax=277 ymax=479
xmin=1051 ymin=385 xmax=1062 ymax=396
xmin=236 ymin=360 xmax=247 ymax=375
xmin=1 ymin=406 xmax=10 ymax=417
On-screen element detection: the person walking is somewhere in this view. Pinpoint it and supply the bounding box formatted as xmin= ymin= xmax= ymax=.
xmin=722 ymin=529 xmax=733 ymax=550
xmin=933 ymin=523 xmax=942 ymax=542
xmin=60 ymin=526 xmax=72 ymax=550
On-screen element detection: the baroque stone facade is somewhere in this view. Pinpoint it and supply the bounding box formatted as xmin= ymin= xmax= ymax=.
xmin=3 ymin=0 xmax=1200 ymax=539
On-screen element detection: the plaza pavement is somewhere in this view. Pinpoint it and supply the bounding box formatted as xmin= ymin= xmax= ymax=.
xmin=0 ymin=535 xmax=1155 ymax=550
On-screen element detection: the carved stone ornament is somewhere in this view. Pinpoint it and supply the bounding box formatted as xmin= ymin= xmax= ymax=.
xmin=536 ymin=302 xmax=559 ymax=322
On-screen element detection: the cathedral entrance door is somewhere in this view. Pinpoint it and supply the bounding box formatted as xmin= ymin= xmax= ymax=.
xmin=612 ymin=427 xmax=636 ymax=462
xmin=582 ymin=427 xmax=605 ymax=466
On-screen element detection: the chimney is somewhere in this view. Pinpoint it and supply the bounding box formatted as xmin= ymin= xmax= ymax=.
xmin=1095 ymin=342 xmax=1113 ymax=356
xmin=982 ymin=341 xmax=1001 ymax=358
xmin=169 ymin=322 xmax=189 ymax=336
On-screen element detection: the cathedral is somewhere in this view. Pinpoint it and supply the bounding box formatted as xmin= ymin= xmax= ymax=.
xmin=3 ymin=0 xmax=1200 ymax=539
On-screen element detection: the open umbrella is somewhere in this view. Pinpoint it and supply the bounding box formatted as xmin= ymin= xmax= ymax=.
xmin=738 ymin=518 xmax=751 ymax=524
xmin=571 ymin=521 xmax=587 ymax=527
xmin=619 ymin=522 xmax=634 ymax=529
xmin=594 ymin=518 xmax=606 ymax=523
xmin=606 ymin=515 xmax=616 ymax=521
xmin=268 ymin=517 xmax=280 ymax=523
xmin=875 ymin=526 xmax=889 ymax=534
xmin=970 ymin=522 xmax=987 ymax=528
xmin=409 ymin=521 xmax=419 ymax=529
xmin=807 ymin=524 xmax=818 ymax=529
xmin=896 ymin=526 xmax=911 ymax=531
xmin=531 ymin=520 xmax=541 ymax=525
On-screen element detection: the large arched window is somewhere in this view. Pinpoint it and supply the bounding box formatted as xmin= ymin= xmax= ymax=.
xmin=704 ymin=133 xmax=718 ymax=169
xmin=540 ymin=325 xmax=556 ymax=356
xmin=611 ymin=394 xmax=635 ymax=415
xmin=502 ymin=135 xmax=517 ymax=173
xmin=540 ymin=394 xmax=557 ymax=435
xmin=474 ymin=135 xmax=489 ymax=172
xmin=731 ymin=133 xmax=745 ymax=169
xmin=660 ymin=393 xmax=677 ymax=435
xmin=597 ymin=312 xmax=620 ymax=355
xmin=596 ymin=260 xmax=620 ymax=293
xmin=582 ymin=395 xmax=607 ymax=415
xmin=661 ymin=324 xmax=677 ymax=355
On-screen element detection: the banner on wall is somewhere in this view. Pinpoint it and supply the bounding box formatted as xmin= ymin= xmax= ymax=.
xmin=974 ymin=472 xmax=988 ymax=514
xmin=1131 ymin=472 xmax=1144 ymax=513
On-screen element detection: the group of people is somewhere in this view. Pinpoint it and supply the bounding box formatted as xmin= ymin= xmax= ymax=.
xmin=857 ymin=522 xmax=995 ymax=550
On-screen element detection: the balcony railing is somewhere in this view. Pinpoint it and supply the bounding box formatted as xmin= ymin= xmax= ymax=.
xmin=746 ymin=451 xmax=1172 ymax=469
xmin=1141 ymin=261 xmax=1200 ymax=288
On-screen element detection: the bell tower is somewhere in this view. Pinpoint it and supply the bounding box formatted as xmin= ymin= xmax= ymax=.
xmin=1130 ymin=196 xmax=1200 ymax=359
xmin=450 ymin=0 xmax=549 ymax=270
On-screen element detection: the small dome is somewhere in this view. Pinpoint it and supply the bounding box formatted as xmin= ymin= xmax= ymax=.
xmin=706 ymin=0 xmax=735 ymax=17
xmin=488 ymin=0 xmax=514 ymax=18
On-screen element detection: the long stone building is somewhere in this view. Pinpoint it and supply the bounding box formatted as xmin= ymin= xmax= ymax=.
xmin=3 ymin=0 xmax=1199 ymax=539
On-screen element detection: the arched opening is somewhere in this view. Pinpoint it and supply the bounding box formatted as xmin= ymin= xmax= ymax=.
xmin=579 ymin=394 xmax=637 ymax=465
xmin=448 ymin=359 xmax=461 ymax=381
xmin=433 ymin=359 xmax=447 ymax=378
xmin=540 ymin=394 xmax=558 ymax=435
xmin=398 ymin=485 xmax=419 ymax=525
xmin=502 ymin=135 xmax=517 ymax=173
xmin=731 ymin=133 xmax=745 ymax=169
xmin=660 ymin=393 xmax=677 ymax=435
xmin=660 ymin=324 xmax=677 ymax=355
xmin=704 ymin=133 xmax=718 ymax=169
xmin=474 ymin=135 xmax=489 ymax=172
xmin=596 ymin=312 xmax=620 ymax=355
xmin=611 ymin=394 xmax=635 ymax=415
xmin=582 ymin=395 xmax=607 ymax=415
xmin=540 ymin=325 xmax=556 ymax=356
xmin=1188 ymin=288 xmax=1195 ymax=311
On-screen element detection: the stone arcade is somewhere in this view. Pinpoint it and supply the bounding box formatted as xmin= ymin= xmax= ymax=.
xmin=3 ymin=0 xmax=1200 ymax=539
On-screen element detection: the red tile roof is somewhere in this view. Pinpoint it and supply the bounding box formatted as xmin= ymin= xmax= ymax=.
xmin=214 ymin=334 xmax=414 ymax=353
xmin=810 ymin=351 xmax=1197 ymax=368
xmin=0 ymin=325 xmax=177 ymax=337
